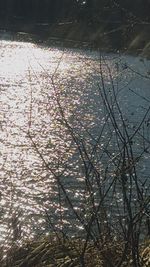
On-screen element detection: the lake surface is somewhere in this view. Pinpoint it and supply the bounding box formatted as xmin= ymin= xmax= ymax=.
xmin=0 ymin=33 xmax=150 ymax=247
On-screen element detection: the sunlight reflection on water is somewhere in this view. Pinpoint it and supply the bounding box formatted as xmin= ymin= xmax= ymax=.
xmin=0 ymin=37 xmax=150 ymax=247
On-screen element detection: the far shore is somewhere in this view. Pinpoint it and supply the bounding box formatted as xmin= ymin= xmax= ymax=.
xmin=0 ymin=20 xmax=150 ymax=58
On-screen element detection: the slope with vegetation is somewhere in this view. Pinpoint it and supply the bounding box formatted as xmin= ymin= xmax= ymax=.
xmin=0 ymin=0 xmax=150 ymax=56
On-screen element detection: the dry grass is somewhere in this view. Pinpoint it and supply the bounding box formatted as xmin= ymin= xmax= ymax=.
xmin=0 ymin=236 xmax=149 ymax=267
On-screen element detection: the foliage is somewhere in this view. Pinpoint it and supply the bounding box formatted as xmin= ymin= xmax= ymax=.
xmin=0 ymin=0 xmax=150 ymax=24
xmin=1 ymin=235 xmax=149 ymax=267
xmin=24 ymin=54 xmax=150 ymax=266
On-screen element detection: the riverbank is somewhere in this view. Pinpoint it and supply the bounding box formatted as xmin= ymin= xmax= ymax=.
xmin=44 ymin=21 xmax=150 ymax=58
xmin=0 ymin=20 xmax=150 ymax=58
xmin=1 ymin=235 xmax=149 ymax=267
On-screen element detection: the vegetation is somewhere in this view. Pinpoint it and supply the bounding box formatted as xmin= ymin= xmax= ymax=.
xmin=1 ymin=55 xmax=149 ymax=266
xmin=0 ymin=0 xmax=150 ymax=23
xmin=0 ymin=1 xmax=150 ymax=266
xmin=1 ymin=235 xmax=150 ymax=266
xmin=0 ymin=1 xmax=149 ymax=55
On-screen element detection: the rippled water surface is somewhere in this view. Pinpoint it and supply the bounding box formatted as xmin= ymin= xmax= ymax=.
xmin=0 ymin=34 xmax=150 ymax=246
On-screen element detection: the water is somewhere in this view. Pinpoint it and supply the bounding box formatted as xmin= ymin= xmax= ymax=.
xmin=0 ymin=33 xmax=150 ymax=247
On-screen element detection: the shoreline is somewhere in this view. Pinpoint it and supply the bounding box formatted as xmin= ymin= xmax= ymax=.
xmin=0 ymin=21 xmax=150 ymax=58
xmin=1 ymin=234 xmax=149 ymax=267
